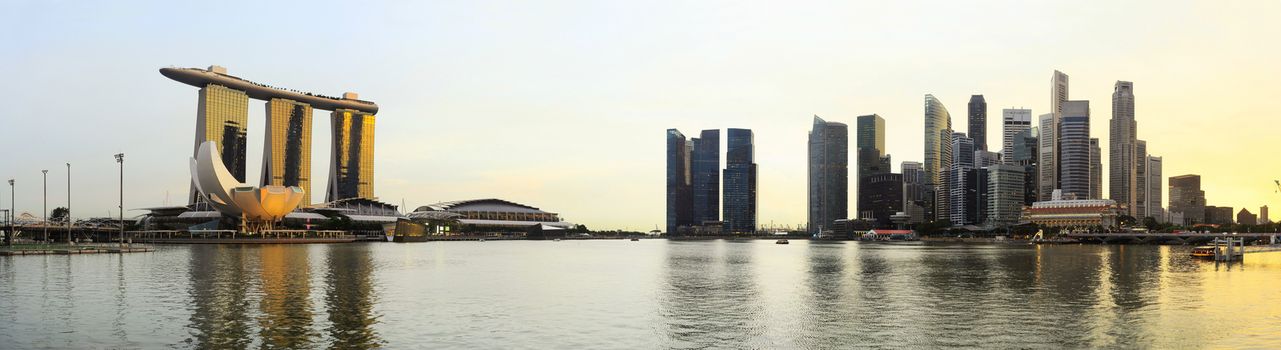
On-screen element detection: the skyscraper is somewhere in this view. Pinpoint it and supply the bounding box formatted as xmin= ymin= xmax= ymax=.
xmin=1001 ymin=108 xmax=1032 ymax=164
xmin=901 ymin=161 xmax=928 ymax=224
xmin=923 ymin=95 xmax=953 ymax=221
xmin=665 ymin=129 xmax=691 ymax=234
xmin=1144 ymin=155 xmax=1163 ymax=221
xmin=987 ymin=164 xmax=1025 ymax=227
xmin=262 ymin=98 xmax=314 ymax=205
xmin=1237 ymin=208 xmax=1257 ymax=225
xmin=1059 ymin=101 xmax=1091 ymax=199
xmin=1041 ymin=70 xmax=1069 ymax=201
xmin=1037 ymin=113 xmax=1056 ymax=201
xmin=947 ymin=132 xmax=981 ymax=225
xmin=1013 ymin=127 xmax=1039 ymax=205
xmin=1169 ymin=174 xmax=1205 ymax=225
xmin=191 ymin=83 xmax=249 ymax=203
xmin=724 ymin=128 xmax=757 ymax=233
xmin=1135 ymin=140 xmax=1148 ymax=218
xmin=691 ymin=130 xmax=721 ymax=225
xmin=1090 ymin=137 xmax=1101 ymax=200
xmin=856 ymin=115 xmax=888 ymax=176
xmin=327 ymin=109 xmax=376 ymax=202
xmin=1261 ymin=205 xmax=1270 ymax=224
xmin=862 ymin=173 xmax=903 ymax=227
xmin=1109 ymin=81 xmax=1138 ymax=215
xmin=968 ymin=95 xmax=988 ymax=151
xmin=808 ymin=117 xmax=847 ymax=233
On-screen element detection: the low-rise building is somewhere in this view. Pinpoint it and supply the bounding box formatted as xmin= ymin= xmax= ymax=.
xmin=1023 ymin=190 xmax=1121 ymax=228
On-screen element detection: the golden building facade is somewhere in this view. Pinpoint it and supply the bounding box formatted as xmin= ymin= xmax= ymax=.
xmin=262 ymin=98 xmax=314 ymax=205
xmin=328 ymin=109 xmax=375 ymax=201
xmin=191 ymin=83 xmax=249 ymax=203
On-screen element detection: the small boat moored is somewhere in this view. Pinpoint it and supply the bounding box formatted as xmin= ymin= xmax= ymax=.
xmin=630 ymin=238 xmax=640 ymax=241
xmin=776 ymin=239 xmax=790 ymax=245
xmin=1191 ymin=246 xmax=1215 ymax=259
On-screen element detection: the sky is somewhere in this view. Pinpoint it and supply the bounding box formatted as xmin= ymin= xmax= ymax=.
xmin=0 ymin=0 xmax=1278 ymax=230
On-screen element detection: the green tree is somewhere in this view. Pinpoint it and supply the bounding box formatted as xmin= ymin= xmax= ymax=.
xmin=49 ymin=207 xmax=69 ymax=222
xmin=1143 ymin=216 xmax=1159 ymax=231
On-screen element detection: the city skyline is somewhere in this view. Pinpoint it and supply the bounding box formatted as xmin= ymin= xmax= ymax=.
xmin=2 ymin=1 xmax=1279 ymax=230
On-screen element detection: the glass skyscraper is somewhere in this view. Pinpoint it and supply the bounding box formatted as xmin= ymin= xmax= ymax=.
xmin=808 ymin=116 xmax=847 ymax=232
xmin=923 ymin=95 xmax=952 ymax=221
xmin=723 ymin=128 xmax=756 ymax=233
xmin=691 ymin=130 xmax=720 ymax=225
xmin=328 ymin=109 xmax=376 ymax=202
xmin=1109 ymin=81 xmax=1138 ymax=215
xmin=263 ymin=98 xmax=314 ymax=205
xmin=1059 ymin=101 xmax=1091 ymax=199
xmin=665 ymin=129 xmax=692 ymax=234
xmin=191 ymin=83 xmax=249 ymax=203
xmin=968 ymin=95 xmax=987 ymax=151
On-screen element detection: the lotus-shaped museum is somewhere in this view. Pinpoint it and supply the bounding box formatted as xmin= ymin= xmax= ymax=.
xmin=190 ymin=141 xmax=305 ymax=231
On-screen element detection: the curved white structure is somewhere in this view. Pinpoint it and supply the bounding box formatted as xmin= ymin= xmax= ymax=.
xmin=191 ymin=141 xmax=305 ymax=230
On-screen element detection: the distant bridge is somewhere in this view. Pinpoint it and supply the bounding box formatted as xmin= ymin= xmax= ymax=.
xmin=1064 ymin=232 xmax=1281 ymax=245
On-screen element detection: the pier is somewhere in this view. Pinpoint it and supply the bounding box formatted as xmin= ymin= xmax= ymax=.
xmin=1063 ymin=232 xmax=1281 ymax=245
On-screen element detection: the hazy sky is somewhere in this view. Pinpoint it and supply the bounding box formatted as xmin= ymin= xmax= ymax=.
xmin=1 ymin=1 xmax=1278 ymax=230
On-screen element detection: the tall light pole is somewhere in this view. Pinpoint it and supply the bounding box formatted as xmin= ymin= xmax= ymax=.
xmin=66 ymin=163 xmax=71 ymax=244
xmin=42 ymin=170 xmax=48 ymax=245
xmin=7 ymin=179 xmax=13 ymax=246
xmin=115 ymin=153 xmax=124 ymax=247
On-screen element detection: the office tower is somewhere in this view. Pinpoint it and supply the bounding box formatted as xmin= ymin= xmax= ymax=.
xmin=861 ymin=173 xmax=903 ymax=227
xmin=328 ymin=109 xmax=376 ymax=201
xmin=1037 ymin=113 xmax=1056 ymax=201
xmin=901 ymin=161 xmax=928 ymax=224
xmin=1145 ymin=155 xmax=1163 ymax=220
xmin=1109 ymin=81 xmax=1138 ymax=215
xmin=262 ymin=98 xmax=314 ymax=205
xmin=968 ymin=95 xmax=988 ymax=151
xmin=665 ymin=129 xmax=692 ymax=234
xmin=724 ymin=128 xmax=757 ymax=233
xmin=809 ymin=117 xmax=847 ymax=232
xmin=1261 ymin=205 xmax=1270 ymax=224
xmin=1205 ymin=206 xmax=1234 ymax=225
xmin=1169 ymin=174 xmax=1205 ymax=225
xmin=947 ymin=166 xmax=986 ymax=226
xmin=975 ymin=150 xmax=999 ymax=169
xmin=1052 ymin=70 xmax=1070 ymax=115
xmin=952 ymin=133 xmax=975 ymax=167
xmin=191 ymin=83 xmax=249 ymax=203
xmin=692 ymin=130 xmax=721 ymax=225
xmin=856 ymin=115 xmax=890 ymax=177
xmin=1002 ymin=108 xmax=1032 ymax=164
xmin=1058 ymin=101 xmax=1090 ymax=199
xmin=1135 ymin=140 xmax=1148 ymax=218
xmin=987 ymin=164 xmax=1025 ymax=227
xmin=1012 ymin=128 xmax=1039 ymax=205
xmin=923 ymin=95 xmax=953 ymax=221
xmin=1090 ymin=138 xmax=1101 ymax=199
xmin=856 ymin=114 xmax=891 ymax=219
xmin=1237 ymin=208 xmax=1257 ymax=225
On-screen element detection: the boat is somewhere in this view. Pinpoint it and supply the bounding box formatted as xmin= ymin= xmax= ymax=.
xmin=478 ymin=238 xmax=486 ymax=242
xmin=776 ymin=239 xmax=789 ymax=245
xmin=1190 ymin=246 xmax=1215 ymax=259
xmin=630 ymin=238 xmax=640 ymax=241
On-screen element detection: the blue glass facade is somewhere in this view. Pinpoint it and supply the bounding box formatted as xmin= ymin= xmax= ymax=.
xmin=666 ymin=129 xmax=692 ymax=234
xmin=691 ymin=130 xmax=720 ymax=224
xmin=723 ymin=128 xmax=756 ymax=233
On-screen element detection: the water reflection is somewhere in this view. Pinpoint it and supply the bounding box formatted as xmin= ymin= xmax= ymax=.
xmin=257 ymin=245 xmax=316 ymax=349
xmin=660 ymin=241 xmax=764 ymax=349
xmin=187 ymin=246 xmax=254 ymax=349
xmin=324 ymin=244 xmax=382 ymax=348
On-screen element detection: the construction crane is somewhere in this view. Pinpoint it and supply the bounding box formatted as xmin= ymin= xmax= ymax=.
xmin=1275 ymin=180 xmax=1280 ymax=193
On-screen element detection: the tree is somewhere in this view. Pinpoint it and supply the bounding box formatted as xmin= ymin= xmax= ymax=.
xmin=50 ymin=207 xmax=69 ymax=222
xmin=1143 ymin=216 xmax=1159 ymax=232
xmin=1118 ymin=215 xmax=1137 ymax=227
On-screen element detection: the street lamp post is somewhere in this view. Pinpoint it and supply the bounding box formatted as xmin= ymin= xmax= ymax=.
xmin=66 ymin=163 xmax=71 ymax=244
xmin=115 ymin=153 xmax=124 ymax=247
xmin=42 ymin=170 xmax=48 ymax=245
xmin=7 ymin=179 xmax=13 ymax=246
